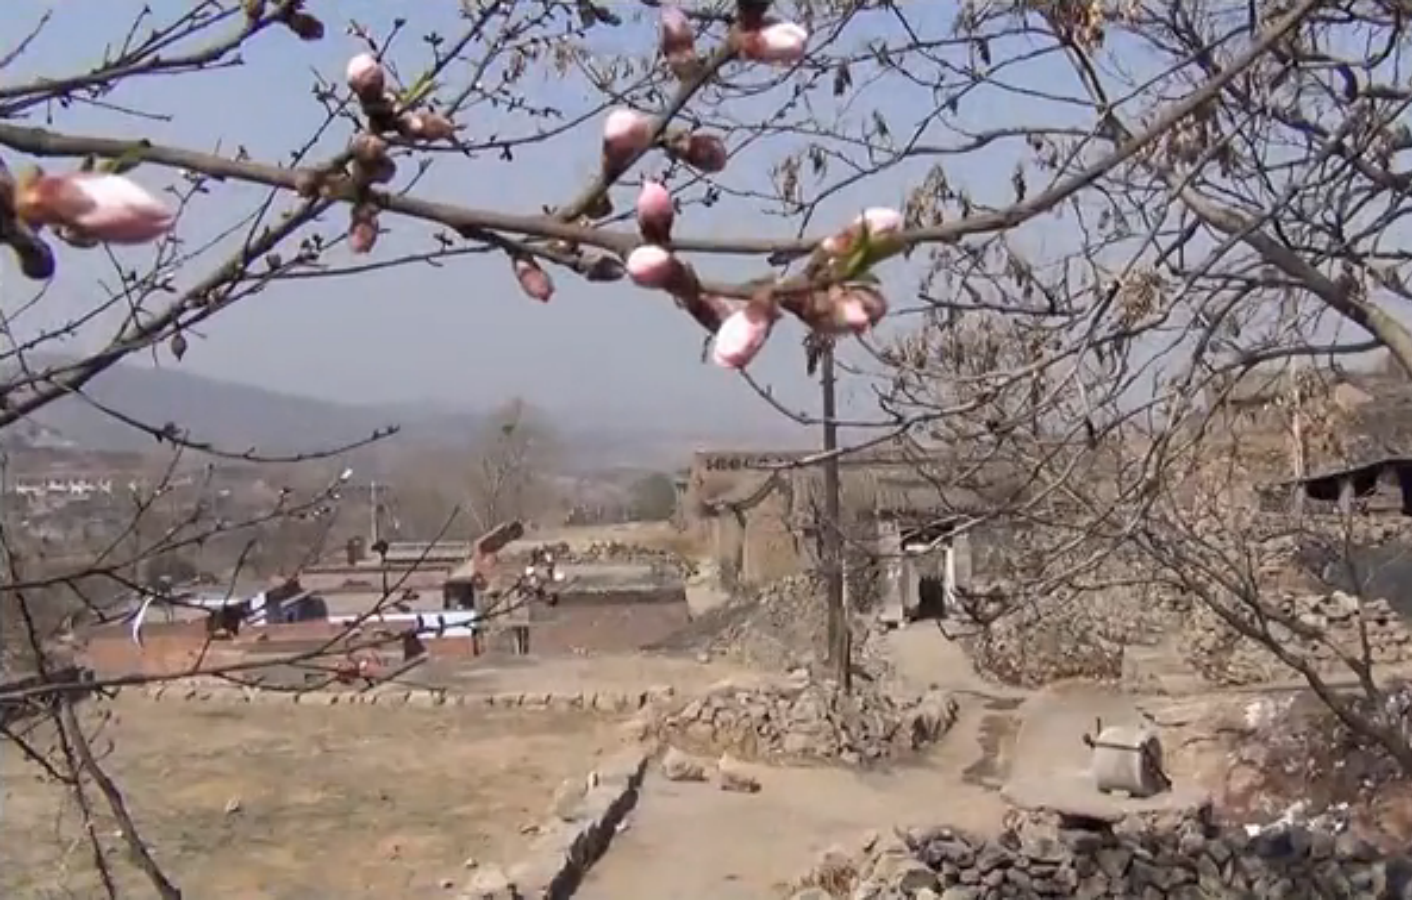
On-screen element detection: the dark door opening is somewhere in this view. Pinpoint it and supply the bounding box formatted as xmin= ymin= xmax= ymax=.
xmin=900 ymin=519 xmax=960 ymax=622
xmin=916 ymin=575 xmax=948 ymax=620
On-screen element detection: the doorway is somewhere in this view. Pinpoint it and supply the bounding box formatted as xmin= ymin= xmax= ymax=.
xmin=900 ymin=520 xmax=961 ymax=621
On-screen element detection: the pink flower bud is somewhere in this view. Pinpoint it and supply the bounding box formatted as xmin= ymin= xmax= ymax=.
xmin=349 ymin=132 xmax=389 ymax=166
xmin=602 ymin=109 xmax=656 ymax=175
xmin=346 ymin=53 xmax=385 ymax=99
xmin=712 ymin=304 xmax=775 ymax=369
xmin=636 ymin=180 xmax=675 ymax=244
xmin=514 ymin=258 xmax=554 ymax=302
xmin=660 ymin=7 xmax=695 ymax=58
xmin=16 ymin=173 xmax=173 ymax=245
xmin=818 ymin=285 xmax=888 ymax=334
xmin=348 ymin=219 xmax=378 ymax=254
xmin=400 ymin=111 xmax=457 ymax=142
xmin=667 ymin=132 xmax=728 ymax=174
xmin=626 ymin=244 xmax=680 ymax=290
xmin=821 ymin=207 xmax=906 ymax=257
xmin=660 ymin=7 xmax=699 ymax=79
xmin=859 ymin=207 xmax=904 ymax=239
xmin=738 ymin=21 xmax=808 ymax=65
xmin=284 ymin=11 xmax=325 ymax=41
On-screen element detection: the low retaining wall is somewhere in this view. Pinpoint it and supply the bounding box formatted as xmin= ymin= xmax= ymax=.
xmin=793 ymin=811 xmax=1412 ymax=899
xmin=123 ymin=678 xmax=677 ymax=714
xmin=461 ymin=748 xmax=651 ymax=899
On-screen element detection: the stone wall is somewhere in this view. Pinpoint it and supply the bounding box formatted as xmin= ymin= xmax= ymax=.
xmin=791 ymin=811 xmax=1412 ymax=899
xmin=645 ymin=674 xmax=956 ymax=766
xmin=1182 ymin=591 xmax=1412 ymax=685
xmin=124 ymin=676 xmax=677 ymax=714
xmin=966 ymin=581 xmax=1181 ymax=688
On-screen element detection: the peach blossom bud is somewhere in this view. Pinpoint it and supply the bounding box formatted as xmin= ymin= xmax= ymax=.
xmin=16 ymin=173 xmax=173 ymax=245
xmin=660 ymin=7 xmax=699 ymax=79
xmin=514 ymin=258 xmax=554 ymax=302
xmin=349 ymin=132 xmax=388 ymax=166
xmin=399 ymin=112 xmax=457 ymax=142
xmin=667 ymin=132 xmax=728 ymax=174
xmin=284 ymin=11 xmax=325 ymax=41
xmin=660 ymin=7 xmax=695 ymax=57
xmin=738 ymin=21 xmax=808 ymax=65
xmin=636 ymin=180 xmax=675 ymax=244
xmin=859 ymin=206 xmax=903 ymax=239
xmin=349 ymin=218 xmax=378 ymax=254
xmin=626 ymin=244 xmax=679 ymax=290
xmin=602 ymin=109 xmax=656 ymax=175
xmin=712 ymin=304 xmax=774 ymax=369
xmin=346 ymin=53 xmax=385 ymax=99
xmin=821 ymin=207 xmax=905 ymax=257
xmin=819 ymin=284 xmax=888 ymax=334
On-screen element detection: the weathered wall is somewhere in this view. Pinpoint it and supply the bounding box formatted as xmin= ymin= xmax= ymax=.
xmin=794 ymin=812 xmax=1412 ymax=900
xmin=528 ymin=594 xmax=691 ymax=655
xmin=1183 ymin=591 xmax=1412 ymax=685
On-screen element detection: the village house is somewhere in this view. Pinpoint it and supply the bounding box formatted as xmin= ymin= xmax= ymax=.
xmin=680 ymin=442 xmax=1029 ymax=622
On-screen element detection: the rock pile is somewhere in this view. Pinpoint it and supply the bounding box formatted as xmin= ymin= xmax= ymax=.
xmin=648 ymin=674 xmax=955 ymax=766
xmin=1222 ymin=684 xmax=1412 ymax=848
xmin=1183 ymin=591 xmax=1412 ymax=685
xmin=655 ymin=574 xmax=883 ymax=674
xmin=791 ymin=811 xmax=1412 ymax=899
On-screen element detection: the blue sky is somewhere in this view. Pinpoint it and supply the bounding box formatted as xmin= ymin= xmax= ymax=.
xmin=0 ymin=0 xmax=1087 ymax=439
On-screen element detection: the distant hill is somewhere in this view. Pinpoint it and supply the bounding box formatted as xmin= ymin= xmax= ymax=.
xmin=0 ymin=356 xmax=806 ymax=469
xmin=4 ymin=358 xmax=462 ymax=456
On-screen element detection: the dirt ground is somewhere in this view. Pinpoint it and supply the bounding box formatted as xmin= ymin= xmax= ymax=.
xmin=0 ymin=697 xmax=621 ymax=900
xmin=577 ymin=752 xmax=1010 ymax=900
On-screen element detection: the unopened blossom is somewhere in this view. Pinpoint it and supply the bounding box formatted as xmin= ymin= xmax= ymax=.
xmin=817 ymin=284 xmax=888 ymax=334
xmin=636 ymin=180 xmax=675 ymax=244
xmin=348 ymin=203 xmax=378 ymax=254
xmin=400 ymin=111 xmax=457 ymax=143
xmin=284 ymin=10 xmax=325 ymax=41
xmin=626 ymin=244 xmax=681 ymax=290
xmin=15 ymin=172 xmax=173 ymax=245
xmin=346 ymin=53 xmax=385 ymax=99
xmin=821 ymin=207 xmax=905 ymax=257
xmin=602 ymin=109 xmax=656 ymax=175
xmin=660 ymin=7 xmax=695 ymax=57
xmin=349 ymin=132 xmax=388 ymax=166
xmin=737 ymin=21 xmax=808 ymax=65
xmin=514 ymin=257 xmax=554 ymax=303
xmin=660 ymin=7 xmax=699 ymax=79
xmin=713 ymin=304 xmax=775 ymax=369
xmin=666 ymin=131 xmax=728 ymax=174
xmin=348 ymin=219 xmax=378 ymax=254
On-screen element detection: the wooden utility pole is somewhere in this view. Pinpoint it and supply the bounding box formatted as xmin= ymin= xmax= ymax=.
xmin=819 ymin=340 xmax=851 ymax=690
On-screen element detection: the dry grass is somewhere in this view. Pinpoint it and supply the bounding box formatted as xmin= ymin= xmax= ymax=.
xmin=1 ymin=697 xmax=623 ymax=899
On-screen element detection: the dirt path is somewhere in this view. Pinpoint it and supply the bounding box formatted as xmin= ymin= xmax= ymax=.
xmin=576 ymin=751 xmax=1010 ymax=900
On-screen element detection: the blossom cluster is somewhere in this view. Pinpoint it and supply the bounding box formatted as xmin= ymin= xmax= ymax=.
xmin=0 ymin=0 xmax=904 ymax=376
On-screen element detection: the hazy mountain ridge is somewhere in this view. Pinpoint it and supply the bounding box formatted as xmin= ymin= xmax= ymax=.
xmin=0 ymin=356 xmax=804 ymax=469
